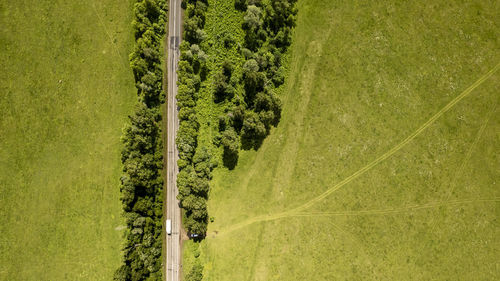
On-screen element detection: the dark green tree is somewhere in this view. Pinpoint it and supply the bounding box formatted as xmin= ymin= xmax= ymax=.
xmin=221 ymin=128 xmax=240 ymax=169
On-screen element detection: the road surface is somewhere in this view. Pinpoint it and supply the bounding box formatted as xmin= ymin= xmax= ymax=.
xmin=165 ymin=0 xmax=181 ymax=280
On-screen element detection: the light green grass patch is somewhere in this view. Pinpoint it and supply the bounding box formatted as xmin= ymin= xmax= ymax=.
xmin=0 ymin=0 xmax=136 ymax=280
xmin=201 ymin=0 xmax=499 ymax=280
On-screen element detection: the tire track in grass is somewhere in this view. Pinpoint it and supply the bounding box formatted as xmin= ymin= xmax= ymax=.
xmin=287 ymin=62 xmax=500 ymax=214
xmin=268 ymin=37 xmax=329 ymax=204
xmin=216 ymin=27 xmax=330 ymax=232
xmin=291 ymin=197 xmax=500 ymax=218
xmin=427 ymin=101 xmax=497 ymax=233
xmin=214 ymin=197 xmax=500 ymax=238
xmin=442 ymin=101 xmax=497 ymax=203
xmin=246 ymin=222 xmax=265 ymax=281
xmin=212 ymin=62 xmax=500 ymax=237
xmin=91 ymin=3 xmax=128 ymax=68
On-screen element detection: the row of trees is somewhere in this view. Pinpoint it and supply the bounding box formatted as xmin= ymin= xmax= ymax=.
xmin=176 ymin=0 xmax=213 ymax=237
xmin=114 ymin=1 xmax=167 ymax=280
xmin=176 ymin=1 xmax=212 ymax=280
xmin=218 ymin=0 xmax=298 ymax=168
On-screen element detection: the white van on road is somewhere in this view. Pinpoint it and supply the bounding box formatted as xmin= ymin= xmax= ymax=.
xmin=166 ymin=219 xmax=172 ymax=235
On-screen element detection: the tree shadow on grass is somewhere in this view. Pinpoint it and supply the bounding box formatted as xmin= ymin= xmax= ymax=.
xmin=222 ymin=148 xmax=239 ymax=170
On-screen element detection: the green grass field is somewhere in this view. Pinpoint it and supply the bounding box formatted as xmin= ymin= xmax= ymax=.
xmin=195 ymin=0 xmax=499 ymax=279
xmin=0 ymin=1 xmax=136 ymax=279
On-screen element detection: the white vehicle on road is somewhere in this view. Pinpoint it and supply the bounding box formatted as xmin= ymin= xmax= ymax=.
xmin=166 ymin=219 xmax=172 ymax=235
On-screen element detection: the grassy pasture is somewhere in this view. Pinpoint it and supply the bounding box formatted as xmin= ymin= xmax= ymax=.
xmin=0 ymin=0 xmax=136 ymax=280
xmin=196 ymin=0 xmax=500 ymax=279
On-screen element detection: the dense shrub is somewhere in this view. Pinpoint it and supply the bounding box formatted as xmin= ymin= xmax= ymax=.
xmin=221 ymin=127 xmax=240 ymax=169
xmin=176 ymin=0 xmax=213 ymax=239
xmin=115 ymin=1 xmax=167 ymax=281
xmin=115 ymin=104 xmax=164 ymax=281
xmin=220 ymin=0 xmax=297 ymax=152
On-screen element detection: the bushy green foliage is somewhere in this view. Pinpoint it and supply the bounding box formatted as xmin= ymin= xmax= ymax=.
xmin=176 ymin=0 xmax=213 ymax=240
xmin=221 ymin=127 xmax=240 ymax=168
xmin=115 ymin=106 xmax=164 ymax=281
xmin=213 ymin=63 xmax=237 ymax=103
xmin=129 ymin=0 xmax=168 ymax=107
xmin=219 ymin=0 xmax=296 ymax=152
xmin=115 ymin=1 xmax=167 ymax=280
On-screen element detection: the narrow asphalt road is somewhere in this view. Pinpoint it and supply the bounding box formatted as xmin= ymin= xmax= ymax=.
xmin=165 ymin=0 xmax=181 ymax=280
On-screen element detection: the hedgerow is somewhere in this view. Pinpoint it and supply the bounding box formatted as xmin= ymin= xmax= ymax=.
xmin=176 ymin=0 xmax=213 ymax=238
xmin=114 ymin=1 xmax=167 ymax=280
